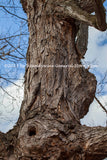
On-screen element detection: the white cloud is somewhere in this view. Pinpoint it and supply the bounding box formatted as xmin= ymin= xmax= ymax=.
xmin=81 ymin=26 xmax=107 ymax=127
xmin=0 ymin=77 xmax=24 ymax=133
xmin=84 ymin=27 xmax=107 ymax=72
xmin=81 ymin=96 xmax=107 ymax=127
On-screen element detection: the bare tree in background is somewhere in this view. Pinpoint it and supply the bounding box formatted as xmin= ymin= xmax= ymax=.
xmin=0 ymin=0 xmax=29 ymax=127
xmin=0 ymin=0 xmax=28 ymax=120
xmin=0 ymin=0 xmax=107 ymax=160
xmin=0 ymin=0 xmax=28 ymax=85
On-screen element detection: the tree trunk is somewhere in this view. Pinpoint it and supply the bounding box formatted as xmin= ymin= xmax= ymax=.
xmin=0 ymin=0 xmax=107 ymax=159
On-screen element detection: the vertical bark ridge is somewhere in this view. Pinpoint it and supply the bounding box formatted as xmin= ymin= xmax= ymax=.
xmin=19 ymin=0 xmax=96 ymax=124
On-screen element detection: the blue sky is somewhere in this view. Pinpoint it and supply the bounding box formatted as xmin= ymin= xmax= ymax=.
xmin=83 ymin=26 xmax=107 ymax=96
xmin=0 ymin=0 xmax=28 ymax=87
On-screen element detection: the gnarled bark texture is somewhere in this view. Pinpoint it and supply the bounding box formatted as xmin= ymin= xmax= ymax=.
xmin=0 ymin=0 xmax=107 ymax=159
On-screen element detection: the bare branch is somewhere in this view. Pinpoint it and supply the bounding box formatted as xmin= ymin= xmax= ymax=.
xmin=0 ymin=86 xmax=16 ymax=100
xmin=94 ymin=0 xmax=107 ymax=31
xmin=95 ymin=96 xmax=107 ymax=114
xmin=0 ymin=76 xmax=21 ymax=87
xmin=0 ymin=6 xmax=27 ymax=21
xmin=53 ymin=0 xmax=107 ymax=31
xmin=0 ymin=45 xmax=25 ymax=60
xmin=80 ymin=126 xmax=107 ymax=159
xmin=0 ymin=33 xmax=28 ymax=41
xmin=0 ymin=5 xmax=22 ymax=8
xmin=5 ymin=39 xmax=26 ymax=59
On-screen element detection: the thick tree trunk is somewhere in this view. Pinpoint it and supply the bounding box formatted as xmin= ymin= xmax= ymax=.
xmin=0 ymin=0 xmax=107 ymax=159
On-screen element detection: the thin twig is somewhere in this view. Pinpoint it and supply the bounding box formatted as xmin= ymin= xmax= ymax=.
xmin=0 ymin=5 xmax=22 ymax=8
xmin=2 ymin=6 xmax=27 ymax=21
xmin=0 ymin=76 xmax=20 ymax=87
xmin=95 ymin=96 xmax=107 ymax=114
xmin=5 ymin=39 xmax=26 ymax=59
xmin=0 ymin=86 xmax=16 ymax=100
xmin=0 ymin=33 xmax=28 ymax=41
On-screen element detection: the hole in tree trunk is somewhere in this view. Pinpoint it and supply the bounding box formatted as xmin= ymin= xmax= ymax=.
xmin=7 ymin=145 xmax=14 ymax=156
xmin=38 ymin=59 xmax=40 ymax=64
xmin=28 ymin=126 xmax=36 ymax=136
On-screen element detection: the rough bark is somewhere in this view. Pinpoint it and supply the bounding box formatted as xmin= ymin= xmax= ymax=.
xmin=0 ymin=0 xmax=107 ymax=159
